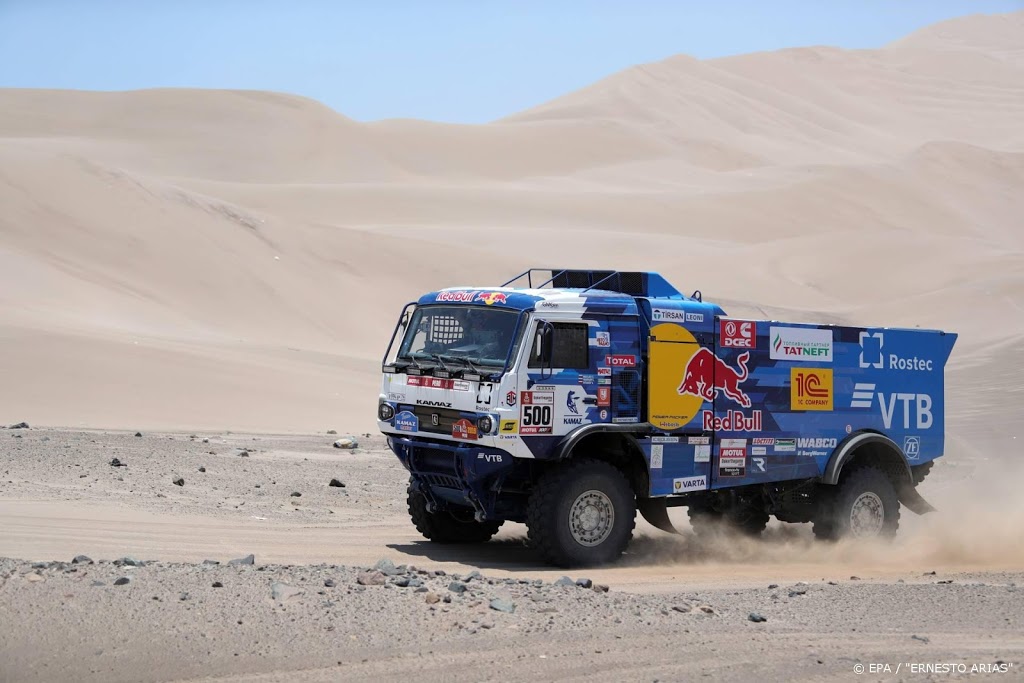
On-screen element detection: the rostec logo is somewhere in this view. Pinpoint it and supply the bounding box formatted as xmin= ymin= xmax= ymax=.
xmin=606 ymin=355 xmax=636 ymax=367
xmin=436 ymin=290 xmax=476 ymax=302
xmin=791 ymin=368 xmax=833 ymax=411
xmin=476 ymin=291 xmax=508 ymax=306
xmin=678 ymin=349 xmax=752 ymax=408
xmin=859 ymin=332 xmax=884 ymax=368
xmin=904 ymin=436 xmax=921 ymax=460
xmin=721 ymin=320 xmax=756 ymax=348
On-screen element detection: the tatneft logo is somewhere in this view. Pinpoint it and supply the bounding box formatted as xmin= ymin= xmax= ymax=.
xmin=859 ymin=332 xmax=935 ymax=371
xmin=770 ymin=327 xmax=833 ymax=362
xmin=850 ymin=383 xmax=934 ymax=429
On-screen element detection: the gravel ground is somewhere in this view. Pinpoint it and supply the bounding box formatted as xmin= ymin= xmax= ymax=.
xmin=1 ymin=427 xmax=1022 ymax=681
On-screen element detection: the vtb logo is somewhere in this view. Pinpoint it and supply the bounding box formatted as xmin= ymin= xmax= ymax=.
xmin=791 ymin=368 xmax=833 ymax=411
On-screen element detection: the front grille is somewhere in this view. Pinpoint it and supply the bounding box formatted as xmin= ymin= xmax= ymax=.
xmin=423 ymin=473 xmax=461 ymax=489
xmin=409 ymin=446 xmax=463 ymax=490
xmin=407 ymin=405 xmax=463 ymax=435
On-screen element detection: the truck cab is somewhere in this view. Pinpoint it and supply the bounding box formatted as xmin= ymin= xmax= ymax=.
xmin=377 ymin=269 xmax=956 ymax=567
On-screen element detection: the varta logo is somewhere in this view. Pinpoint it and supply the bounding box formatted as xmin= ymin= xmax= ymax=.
xmin=416 ymin=400 xmax=452 ymax=408
xmin=797 ymin=437 xmax=837 ymax=449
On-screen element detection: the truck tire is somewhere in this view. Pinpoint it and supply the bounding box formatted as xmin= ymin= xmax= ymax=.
xmin=407 ymin=485 xmax=501 ymax=544
xmin=526 ymin=458 xmax=636 ymax=567
xmin=687 ymin=502 xmax=769 ymax=537
xmin=813 ymin=466 xmax=900 ymax=541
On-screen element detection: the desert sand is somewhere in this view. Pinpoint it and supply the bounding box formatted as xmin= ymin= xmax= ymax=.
xmin=1 ymin=10 xmax=1023 ymax=682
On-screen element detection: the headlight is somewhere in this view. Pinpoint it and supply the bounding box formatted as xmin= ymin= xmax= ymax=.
xmin=476 ymin=415 xmax=493 ymax=434
xmin=378 ymin=403 xmax=395 ymax=421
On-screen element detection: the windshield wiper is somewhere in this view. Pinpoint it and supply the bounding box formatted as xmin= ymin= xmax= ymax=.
xmin=428 ymin=353 xmax=456 ymax=373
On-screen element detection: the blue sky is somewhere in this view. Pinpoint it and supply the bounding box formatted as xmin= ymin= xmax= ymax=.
xmin=1 ymin=1 xmax=1019 ymax=122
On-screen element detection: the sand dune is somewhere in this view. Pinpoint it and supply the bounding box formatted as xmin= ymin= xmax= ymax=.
xmin=0 ymin=11 xmax=1022 ymax=435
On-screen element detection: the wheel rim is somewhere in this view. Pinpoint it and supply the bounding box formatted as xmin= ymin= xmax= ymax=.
xmin=849 ymin=492 xmax=885 ymax=537
xmin=569 ymin=490 xmax=615 ymax=547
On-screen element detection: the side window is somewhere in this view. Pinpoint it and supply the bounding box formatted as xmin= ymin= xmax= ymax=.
xmin=529 ymin=323 xmax=589 ymax=369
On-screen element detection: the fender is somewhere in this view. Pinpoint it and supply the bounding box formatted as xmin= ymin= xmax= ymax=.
xmin=554 ymin=422 xmax=652 ymax=460
xmin=823 ymin=431 xmax=935 ymax=515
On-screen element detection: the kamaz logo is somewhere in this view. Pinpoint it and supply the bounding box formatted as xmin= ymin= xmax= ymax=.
xmin=563 ymin=417 xmax=584 ymax=425
xmin=797 ymin=438 xmax=837 ymax=449
xmin=416 ymin=400 xmax=451 ymax=408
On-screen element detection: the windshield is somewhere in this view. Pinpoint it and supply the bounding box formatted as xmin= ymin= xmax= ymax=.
xmin=398 ymin=305 xmax=524 ymax=368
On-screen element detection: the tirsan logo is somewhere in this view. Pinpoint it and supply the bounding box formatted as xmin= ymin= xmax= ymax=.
xmin=416 ymin=399 xmax=452 ymax=408
xmin=791 ymin=368 xmax=833 ymax=411
xmin=850 ymin=384 xmax=934 ymax=429
xmin=653 ymin=308 xmax=701 ymax=323
xmin=797 ymin=437 xmax=837 ymax=449
xmin=476 ymin=291 xmax=508 ymax=306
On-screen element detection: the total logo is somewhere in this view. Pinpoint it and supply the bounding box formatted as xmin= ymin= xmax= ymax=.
xmin=859 ymin=332 xmax=934 ymax=371
xmin=606 ymin=355 xmax=636 ymax=367
xmin=851 ymin=384 xmax=934 ymax=429
xmin=721 ymin=320 xmax=756 ymax=349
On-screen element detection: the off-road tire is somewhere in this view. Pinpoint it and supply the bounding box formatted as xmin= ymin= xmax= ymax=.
xmin=688 ymin=502 xmax=769 ymax=537
xmin=813 ymin=466 xmax=900 ymax=541
xmin=526 ymin=458 xmax=636 ymax=567
xmin=911 ymin=460 xmax=933 ymax=486
xmin=407 ymin=485 xmax=501 ymax=544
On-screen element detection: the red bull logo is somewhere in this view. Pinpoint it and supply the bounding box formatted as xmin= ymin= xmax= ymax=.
xmin=677 ymin=348 xmax=752 ymax=408
xmin=476 ymin=291 xmax=508 ymax=306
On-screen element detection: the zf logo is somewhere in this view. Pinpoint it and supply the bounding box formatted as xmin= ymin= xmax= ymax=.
xmin=904 ymin=436 xmax=920 ymax=460
xmin=859 ymin=332 xmax=884 ymax=369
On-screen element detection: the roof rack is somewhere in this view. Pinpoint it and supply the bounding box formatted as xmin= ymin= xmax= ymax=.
xmin=502 ymin=269 xmax=687 ymax=299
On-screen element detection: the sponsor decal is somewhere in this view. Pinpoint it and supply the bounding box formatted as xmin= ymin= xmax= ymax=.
xmin=563 ymin=417 xmax=585 ymax=425
xmin=595 ymin=332 xmax=610 ymax=348
xmin=476 ymin=291 xmax=508 ymax=306
xmin=430 ymin=413 xmax=440 ymax=427
xmin=606 ymin=355 xmax=637 ymax=367
xmin=720 ymin=320 xmax=756 ymax=349
xmin=686 ymin=312 xmax=704 ymax=323
xmin=407 ymin=377 xmax=469 ymax=391
xmin=477 ymin=452 xmax=503 ymax=463
xmin=652 ymin=436 xmax=680 ymax=443
xmin=656 ymin=420 xmax=681 ymax=429
xmin=520 ymin=392 xmax=554 ymax=434
xmin=651 ymin=444 xmax=664 ymax=469
xmin=752 ymin=437 xmax=774 ymax=446
xmin=578 ymin=374 xmax=596 ymax=385
xmin=505 ymin=391 xmax=517 ymax=407
xmin=612 ymin=417 xmax=639 ymax=423
xmin=653 ymin=308 xmax=705 ymax=324
xmin=752 ymin=457 xmax=766 ymax=472
xmin=798 ymin=437 xmax=837 ymax=449
xmin=599 ymin=409 xmax=608 ymax=420
xmin=850 ymin=385 xmax=934 ymax=429
xmin=721 ymin=438 xmax=747 ymax=448
xmin=859 ymin=333 xmax=934 ymax=371
xmin=416 ymin=399 xmax=452 ymax=408
xmin=688 ymin=436 xmax=710 ymax=445
xmin=387 ymin=392 xmax=406 ymax=402
xmin=452 ymin=418 xmax=478 ymax=441
xmin=435 ymin=290 xmax=476 ymax=302
xmin=539 ymin=301 xmax=558 ymax=309
xmin=904 ymin=436 xmax=921 ymax=460
xmin=597 ymin=367 xmax=612 ymax=377
xmin=597 ymin=387 xmax=611 ymax=407
xmin=394 ymin=411 xmax=417 ymax=432
xmin=678 ymin=349 xmax=752 ymax=408
xmin=719 ymin=455 xmax=746 ymax=477
xmin=775 ymin=438 xmax=796 ymax=453
xmin=500 ymin=419 xmax=518 ymax=433
xmin=702 ymin=410 xmax=762 ymax=432
xmin=673 ymin=476 xmax=706 ymax=493
xmin=770 ymin=326 xmax=833 ymax=362
xmin=799 ymin=450 xmax=828 ymax=458
xmin=791 ymin=368 xmax=834 ymax=411
xmin=752 ymin=447 xmax=767 ymax=456
xmin=532 ymin=385 xmax=556 ymax=391
xmin=566 ymin=391 xmax=580 ymax=415
xmin=598 ymin=377 xmax=611 ymax=385
xmin=694 ymin=444 xmax=711 ymax=463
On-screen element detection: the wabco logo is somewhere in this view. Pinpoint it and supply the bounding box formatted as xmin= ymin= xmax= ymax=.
xmin=476 ymin=291 xmax=508 ymax=306
xmin=851 ymin=384 xmax=934 ymax=429
xmin=797 ymin=437 xmax=837 ymax=449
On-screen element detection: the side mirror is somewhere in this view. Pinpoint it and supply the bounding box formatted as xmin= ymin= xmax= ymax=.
xmin=533 ymin=320 xmax=554 ymax=379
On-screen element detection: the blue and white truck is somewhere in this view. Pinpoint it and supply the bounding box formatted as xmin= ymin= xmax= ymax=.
xmin=377 ymin=269 xmax=956 ymax=567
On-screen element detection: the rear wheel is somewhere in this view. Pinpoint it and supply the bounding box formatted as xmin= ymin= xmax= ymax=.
xmin=813 ymin=466 xmax=900 ymax=541
xmin=527 ymin=458 xmax=636 ymax=567
xmin=407 ymin=484 xmax=501 ymax=544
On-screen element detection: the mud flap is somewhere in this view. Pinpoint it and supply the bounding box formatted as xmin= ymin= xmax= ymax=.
xmin=898 ymin=485 xmax=936 ymax=515
xmin=638 ymin=498 xmax=681 ymax=534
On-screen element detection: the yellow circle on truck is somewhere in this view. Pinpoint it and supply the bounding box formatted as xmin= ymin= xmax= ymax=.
xmin=648 ymin=322 xmax=706 ymax=431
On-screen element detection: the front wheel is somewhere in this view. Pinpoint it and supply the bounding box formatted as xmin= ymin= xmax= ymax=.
xmin=813 ymin=466 xmax=900 ymax=541
xmin=407 ymin=484 xmax=501 ymax=543
xmin=526 ymin=458 xmax=636 ymax=567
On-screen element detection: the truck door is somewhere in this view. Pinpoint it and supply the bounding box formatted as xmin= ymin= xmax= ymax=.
xmin=645 ymin=321 xmax=712 ymax=496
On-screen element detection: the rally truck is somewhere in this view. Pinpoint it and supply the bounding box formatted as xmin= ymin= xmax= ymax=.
xmin=376 ymin=269 xmax=956 ymax=567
